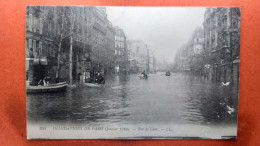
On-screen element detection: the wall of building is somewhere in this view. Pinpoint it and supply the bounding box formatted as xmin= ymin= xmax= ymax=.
xmin=203 ymin=7 xmax=240 ymax=83
xmin=26 ymin=6 xmax=119 ymax=84
xmin=127 ymin=40 xmax=154 ymax=73
xmin=114 ymin=26 xmax=128 ymax=74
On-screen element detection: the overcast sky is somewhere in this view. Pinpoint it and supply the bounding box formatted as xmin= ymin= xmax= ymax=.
xmin=106 ymin=7 xmax=206 ymax=63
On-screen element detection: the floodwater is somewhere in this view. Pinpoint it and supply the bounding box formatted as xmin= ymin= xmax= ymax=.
xmin=27 ymin=72 xmax=238 ymax=126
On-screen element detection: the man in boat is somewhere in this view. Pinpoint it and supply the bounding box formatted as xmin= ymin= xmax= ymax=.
xmin=99 ymin=73 xmax=105 ymax=84
xmin=141 ymin=70 xmax=148 ymax=78
xmin=95 ymin=72 xmax=105 ymax=84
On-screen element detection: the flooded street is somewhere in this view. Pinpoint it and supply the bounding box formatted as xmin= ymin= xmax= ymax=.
xmin=27 ymin=72 xmax=238 ymax=126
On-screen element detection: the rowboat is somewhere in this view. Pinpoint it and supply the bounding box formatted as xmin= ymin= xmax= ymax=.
xmin=26 ymin=82 xmax=68 ymax=93
xmin=139 ymin=75 xmax=148 ymax=79
xmin=84 ymin=82 xmax=102 ymax=88
xmin=166 ymin=71 xmax=171 ymax=76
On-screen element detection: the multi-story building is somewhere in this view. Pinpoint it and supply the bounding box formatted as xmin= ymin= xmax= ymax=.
xmin=105 ymin=20 xmax=116 ymax=75
xmin=148 ymin=50 xmax=155 ymax=73
xmin=26 ymin=6 xmax=117 ymax=85
xmin=204 ymin=7 xmax=240 ymax=83
xmin=174 ymin=46 xmax=190 ymax=72
xmin=188 ymin=28 xmax=204 ymax=75
xmin=26 ymin=6 xmax=60 ymax=84
xmin=114 ymin=26 xmax=128 ymax=74
xmin=90 ymin=7 xmax=109 ymax=74
xmin=127 ymin=40 xmax=149 ymax=73
xmin=174 ymin=28 xmax=204 ymax=73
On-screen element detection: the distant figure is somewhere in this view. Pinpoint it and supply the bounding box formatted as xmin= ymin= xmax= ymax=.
xmin=141 ymin=70 xmax=148 ymax=78
xmin=166 ymin=71 xmax=171 ymax=76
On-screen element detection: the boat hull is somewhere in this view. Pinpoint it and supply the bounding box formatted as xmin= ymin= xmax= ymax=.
xmin=84 ymin=83 xmax=101 ymax=88
xmin=139 ymin=76 xmax=148 ymax=79
xmin=26 ymin=82 xmax=68 ymax=93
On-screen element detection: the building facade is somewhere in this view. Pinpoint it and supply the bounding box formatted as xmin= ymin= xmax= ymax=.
xmin=148 ymin=50 xmax=155 ymax=73
xmin=204 ymin=7 xmax=240 ymax=83
xmin=174 ymin=28 xmax=204 ymax=74
xmin=26 ymin=6 xmax=118 ymax=85
xmin=26 ymin=6 xmax=60 ymax=84
xmin=175 ymin=7 xmax=240 ymax=85
xmin=114 ymin=26 xmax=128 ymax=74
xmin=127 ymin=40 xmax=151 ymax=73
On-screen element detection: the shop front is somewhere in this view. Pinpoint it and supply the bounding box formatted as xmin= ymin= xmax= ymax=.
xmin=26 ymin=56 xmax=57 ymax=86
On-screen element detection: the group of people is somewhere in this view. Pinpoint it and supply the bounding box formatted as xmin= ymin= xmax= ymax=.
xmin=84 ymin=71 xmax=105 ymax=84
xmin=36 ymin=71 xmax=106 ymax=86
xmin=94 ymin=72 xmax=105 ymax=84
xmin=38 ymin=76 xmax=51 ymax=86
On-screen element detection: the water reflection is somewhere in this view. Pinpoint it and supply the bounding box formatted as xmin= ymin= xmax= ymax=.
xmin=27 ymin=73 xmax=238 ymax=125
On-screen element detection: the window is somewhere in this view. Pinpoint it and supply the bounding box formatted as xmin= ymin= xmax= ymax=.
xmin=26 ymin=39 xmax=29 ymax=49
xmin=48 ymin=21 xmax=52 ymax=32
xmin=39 ymin=41 xmax=42 ymax=55
xmin=29 ymin=14 xmax=33 ymax=31
xmin=47 ymin=44 xmax=51 ymax=55
xmin=29 ymin=39 xmax=32 ymax=49
xmin=39 ymin=18 xmax=42 ymax=34
xmin=222 ymin=15 xmax=227 ymax=25
xmin=26 ymin=14 xmax=29 ymax=29
xmin=33 ymin=40 xmax=36 ymax=54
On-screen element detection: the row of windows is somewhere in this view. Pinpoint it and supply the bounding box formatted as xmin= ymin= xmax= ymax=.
xmin=92 ymin=49 xmax=114 ymax=60
xmin=115 ymin=36 xmax=125 ymax=41
xmin=27 ymin=13 xmax=43 ymax=34
xmin=26 ymin=39 xmax=56 ymax=58
xmin=115 ymin=42 xmax=124 ymax=48
xmin=26 ymin=39 xmax=41 ymax=58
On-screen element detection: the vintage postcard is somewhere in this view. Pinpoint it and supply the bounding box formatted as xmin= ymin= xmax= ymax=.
xmin=26 ymin=6 xmax=240 ymax=139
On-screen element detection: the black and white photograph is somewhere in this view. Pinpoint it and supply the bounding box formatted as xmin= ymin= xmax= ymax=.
xmin=26 ymin=6 xmax=240 ymax=139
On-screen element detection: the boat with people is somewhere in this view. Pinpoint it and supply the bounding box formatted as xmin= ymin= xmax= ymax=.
xmin=26 ymin=82 xmax=68 ymax=93
xmin=139 ymin=75 xmax=148 ymax=79
xmin=140 ymin=70 xmax=148 ymax=79
xmin=83 ymin=71 xmax=105 ymax=88
xmin=166 ymin=71 xmax=171 ymax=76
